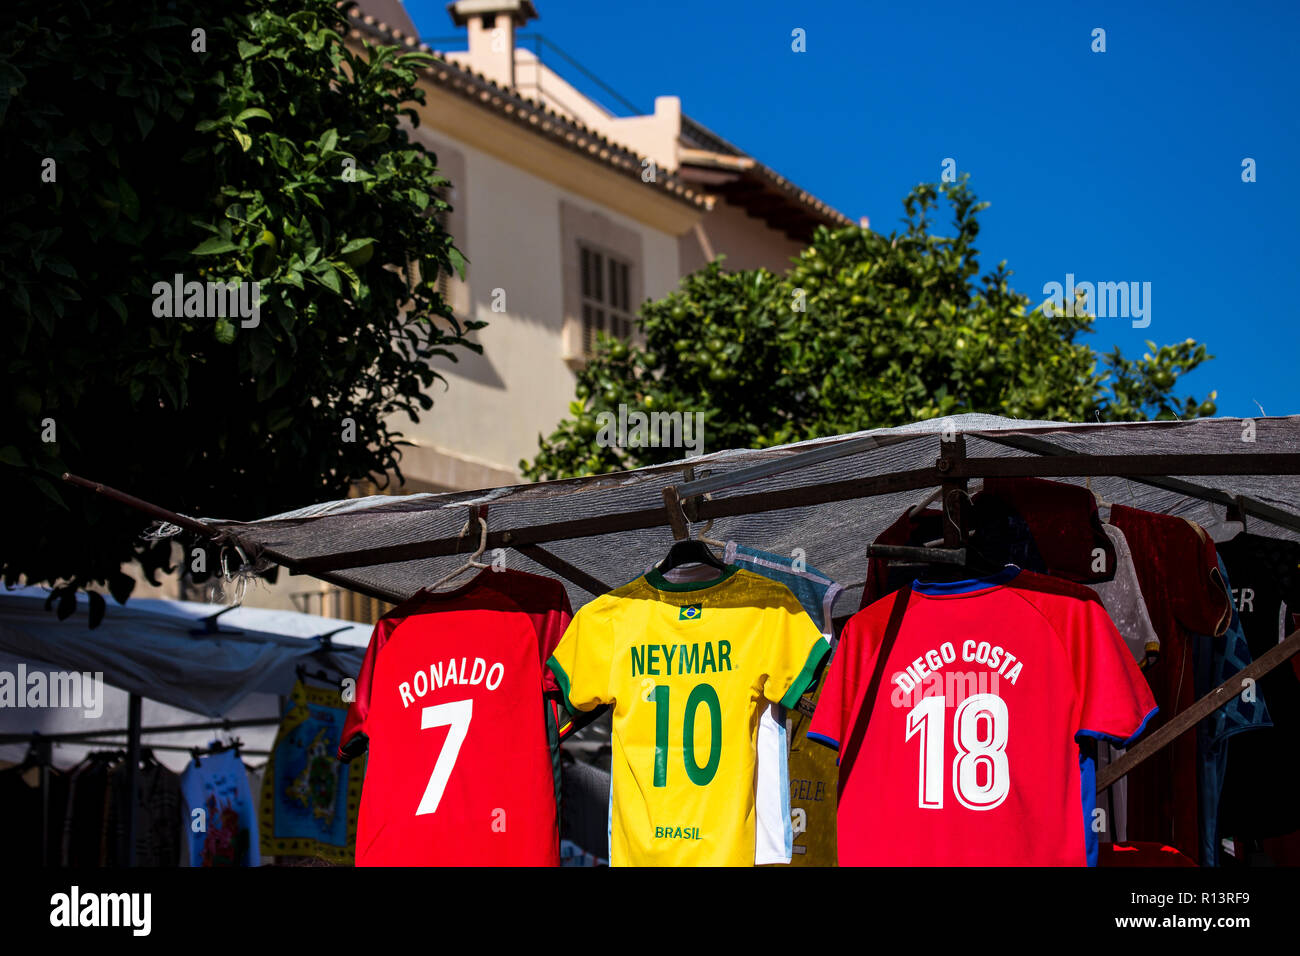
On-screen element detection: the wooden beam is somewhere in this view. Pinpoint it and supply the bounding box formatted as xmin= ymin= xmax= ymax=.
xmin=513 ymin=543 xmax=613 ymax=597
xmin=1097 ymin=628 xmax=1300 ymax=792
xmin=948 ymin=453 xmax=1300 ymax=480
xmin=981 ymin=433 xmax=1300 ymax=535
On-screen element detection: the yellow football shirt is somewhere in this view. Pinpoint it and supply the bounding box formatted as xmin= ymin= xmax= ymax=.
xmin=547 ymin=565 xmax=830 ymax=866
xmin=784 ymin=676 xmax=840 ymax=866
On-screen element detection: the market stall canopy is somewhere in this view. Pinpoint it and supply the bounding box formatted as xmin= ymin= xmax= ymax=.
xmin=0 ymin=587 xmax=369 ymax=716
xmin=189 ymin=413 xmax=1300 ymax=613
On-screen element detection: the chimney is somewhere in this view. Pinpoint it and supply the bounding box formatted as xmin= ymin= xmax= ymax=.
xmin=447 ymin=1 xmax=539 ymax=89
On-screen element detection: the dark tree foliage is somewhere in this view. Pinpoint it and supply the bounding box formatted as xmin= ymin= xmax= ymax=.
xmin=0 ymin=0 xmax=480 ymax=611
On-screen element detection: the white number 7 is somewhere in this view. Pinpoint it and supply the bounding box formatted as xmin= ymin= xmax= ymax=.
xmin=416 ymin=699 xmax=473 ymax=816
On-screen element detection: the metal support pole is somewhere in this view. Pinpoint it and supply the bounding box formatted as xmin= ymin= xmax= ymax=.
xmin=125 ymin=693 xmax=142 ymax=867
xmin=938 ymin=434 xmax=968 ymax=549
xmin=35 ymin=735 xmax=51 ymax=867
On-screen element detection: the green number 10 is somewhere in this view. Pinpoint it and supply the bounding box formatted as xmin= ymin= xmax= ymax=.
xmin=651 ymin=683 xmax=722 ymax=787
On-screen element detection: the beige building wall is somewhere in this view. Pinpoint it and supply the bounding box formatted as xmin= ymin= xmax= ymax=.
xmin=404 ymin=123 xmax=683 ymax=484
xmin=680 ymin=199 xmax=808 ymax=277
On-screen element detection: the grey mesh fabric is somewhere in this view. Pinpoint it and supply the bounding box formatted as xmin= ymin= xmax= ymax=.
xmin=197 ymin=414 xmax=1300 ymax=614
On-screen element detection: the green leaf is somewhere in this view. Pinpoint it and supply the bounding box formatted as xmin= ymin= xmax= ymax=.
xmin=232 ymin=128 xmax=252 ymax=152
xmin=235 ymin=107 xmax=272 ymax=123
xmin=135 ymin=106 xmax=155 ymax=139
xmin=105 ymin=294 xmax=128 ymax=322
xmin=448 ymin=247 xmax=467 ymax=281
xmin=33 ymin=477 xmax=68 ymax=510
xmin=117 ymin=179 xmax=140 ymax=220
xmin=316 ymin=264 xmax=341 ymax=294
xmin=214 ymin=318 xmax=237 ymax=344
xmin=192 ymin=236 xmax=239 ymax=255
xmin=237 ymin=40 xmax=264 ymax=59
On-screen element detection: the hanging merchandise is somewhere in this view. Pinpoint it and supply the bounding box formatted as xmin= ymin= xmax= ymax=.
xmin=53 ymin=413 xmax=1300 ymax=872
xmin=106 ymin=750 xmax=185 ymax=867
xmin=260 ymin=679 xmax=365 ymax=864
xmin=559 ymin=753 xmax=610 ymax=866
xmin=1195 ymin=555 xmax=1272 ymax=865
xmin=975 ymin=477 xmax=1116 ymax=583
xmin=1107 ymin=505 xmax=1231 ymax=863
xmin=339 ymin=567 xmax=573 ymax=866
xmin=547 ymin=563 xmax=830 ymax=866
xmin=180 ymin=745 xmax=262 ymax=867
xmin=724 ymin=541 xmax=844 ymax=866
xmin=1090 ymin=524 xmax=1162 ymax=666
xmin=857 ymin=477 xmax=1116 ymax=610
xmin=1088 ymin=522 xmax=1163 ymax=846
xmin=0 ymin=743 xmax=68 ymax=866
xmin=62 ymin=752 xmax=118 ymax=866
xmin=1215 ymin=532 xmax=1300 ymax=841
xmin=654 ymin=560 xmax=798 ymax=864
xmin=809 ymin=567 xmax=1156 ymax=866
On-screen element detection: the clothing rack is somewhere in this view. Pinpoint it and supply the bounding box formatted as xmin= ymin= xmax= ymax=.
xmin=60 ymin=431 xmax=1300 ymax=801
xmin=0 ymin=715 xmax=282 ymax=747
xmin=4 ymin=713 xmax=281 ymax=866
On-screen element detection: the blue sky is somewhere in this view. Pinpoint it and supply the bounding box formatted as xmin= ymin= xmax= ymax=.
xmin=406 ymin=0 xmax=1298 ymax=417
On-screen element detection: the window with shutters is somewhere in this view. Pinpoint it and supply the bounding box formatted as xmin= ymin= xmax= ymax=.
xmin=579 ymin=244 xmax=634 ymax=355
xmin=561 ymin=200 xmax=643 ymax=367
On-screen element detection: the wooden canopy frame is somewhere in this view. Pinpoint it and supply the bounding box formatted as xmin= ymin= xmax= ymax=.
xmin=62 ymin=427 xmax=1300 ymax=796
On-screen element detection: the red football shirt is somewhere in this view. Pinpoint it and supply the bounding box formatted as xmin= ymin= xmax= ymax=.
xmin=809 ymin=567 xmax=1156 ymax=866
xmin=339 ymin=568 xmax=572 ymax=866
xmin=1108 ymin=505 xmax=1229 ymax=862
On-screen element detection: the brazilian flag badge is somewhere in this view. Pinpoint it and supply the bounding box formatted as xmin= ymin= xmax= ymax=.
xmin=679 ymin=603 xmax=702 ymax=621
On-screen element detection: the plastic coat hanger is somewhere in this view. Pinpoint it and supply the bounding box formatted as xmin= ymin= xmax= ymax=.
xmin=429 ymin=516 xmax=490 ymax=590
xmin=657 ymin=537 xmax=727 ymax=574
xmin=694 ymin=494 xmax=727 ymax=550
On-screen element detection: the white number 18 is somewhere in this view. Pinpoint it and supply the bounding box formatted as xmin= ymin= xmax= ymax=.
xmin=904 ymin=693 xmax=1009 ymax=811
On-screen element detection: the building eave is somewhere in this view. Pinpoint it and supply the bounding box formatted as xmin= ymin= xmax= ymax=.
xmin=342 ymin=4 xmax=712 ymax=215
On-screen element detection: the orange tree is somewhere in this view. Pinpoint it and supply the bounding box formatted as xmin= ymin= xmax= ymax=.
xmin=523 ymin=178 xmax=1215 ymax=480
xmin=0 ymin=0 xmax=478 ymax=615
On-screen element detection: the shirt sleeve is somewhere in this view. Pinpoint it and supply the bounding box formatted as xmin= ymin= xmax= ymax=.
xmin=540 ymin=585 xmax=575 ymax=697
xmin=1072 ymin=595 xmax=1159 ymax=745
xmin=806 ymin=617 xmax=857 ymax=752
xmin=761 ymin=597 xmax=831 ymax=709
xmin=338 ymin=614 xmax=399 ymax=762
xmin=547 ymin=602 xmax=614 ymax=715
